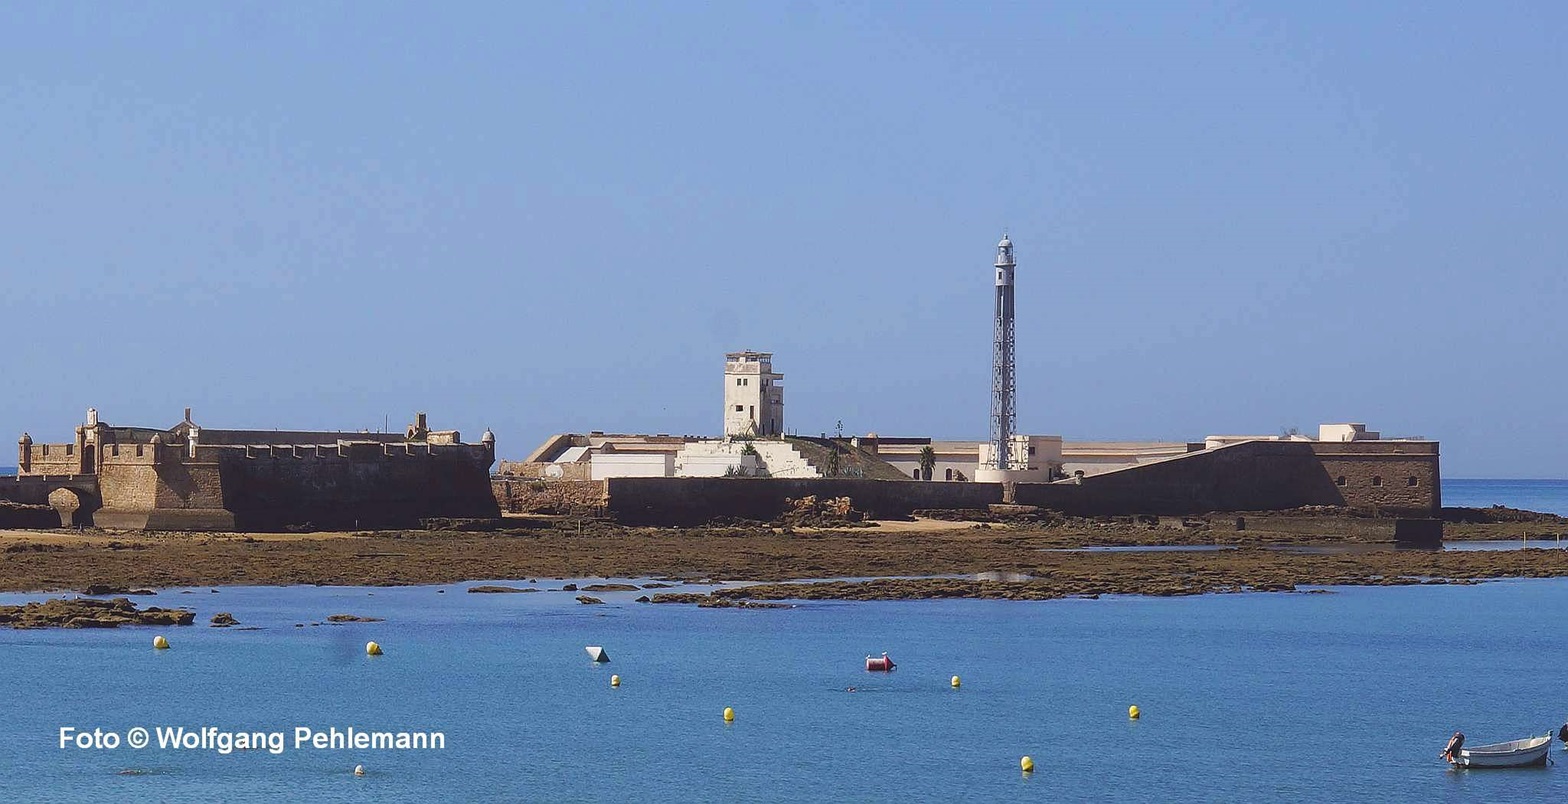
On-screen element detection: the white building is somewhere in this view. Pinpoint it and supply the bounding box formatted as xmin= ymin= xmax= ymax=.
xmin=1318 ymin=423 xmax=1381 ymax=442
xmin=723 ymin=351 xmax=784 ymax=438
xmin=867 ymin=435 xmax=1064 ymax=482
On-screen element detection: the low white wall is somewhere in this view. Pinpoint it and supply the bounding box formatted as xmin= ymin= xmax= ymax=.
xmin=590 ymin=453 xmax=674 ymax=480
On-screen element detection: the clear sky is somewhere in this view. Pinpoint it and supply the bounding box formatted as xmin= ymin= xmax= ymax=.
xmin=2 ymin=3 xmax=1564 ymax=477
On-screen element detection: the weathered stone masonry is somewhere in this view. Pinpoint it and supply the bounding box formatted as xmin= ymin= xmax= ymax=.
xmin=9 ymin=410 xmax=498 ymax=531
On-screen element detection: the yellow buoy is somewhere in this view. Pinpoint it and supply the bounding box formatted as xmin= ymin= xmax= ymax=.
xmin=1129 ymin=705 xmax=1141 ymax=719
xmin=353 ymin=764 xmax=365 ymax=777
xmin=366 ymin=641 xmax=383 ymax=656
xmin=951 ymin=675 xmax=962 ymax=688
xmin=611 ymin=675 xmax=621 ymax=687
xmin=152 ymin=635 xmax=169 ymax=650
xmin=1020 ymin=755 xmax=1034 ymax=773
xmin=723 ymin=707 xmax=735 ymax=723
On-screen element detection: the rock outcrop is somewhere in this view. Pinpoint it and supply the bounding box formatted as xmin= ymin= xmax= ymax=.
xmin=0 ymin=598 xmax=194 ymax=629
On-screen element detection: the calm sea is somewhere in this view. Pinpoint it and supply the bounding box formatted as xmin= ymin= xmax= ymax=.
xmin=1442 ymin=478 xmax=1568 ymax=516
xmin=1 ymin=478 xmax=1565 ymax=802
xmin=7 ymin=579 xmax=1568 ymax=802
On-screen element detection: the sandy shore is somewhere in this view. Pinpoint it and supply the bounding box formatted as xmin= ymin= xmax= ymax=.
xmin=1 ymin=511 xmax=1566 ymax=600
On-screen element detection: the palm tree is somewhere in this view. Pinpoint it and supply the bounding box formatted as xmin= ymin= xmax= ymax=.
xmin=918 ymin=446 xmax=936 ymax=481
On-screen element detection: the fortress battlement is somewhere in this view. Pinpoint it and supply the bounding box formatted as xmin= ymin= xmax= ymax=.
xmin=11 ymin=408 xmax=498 ymax=531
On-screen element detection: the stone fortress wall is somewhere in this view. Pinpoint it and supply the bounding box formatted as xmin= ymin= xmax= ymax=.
xmin=605 ymin=439 xmax=1439 ymax=525
xmin=8 ymin=409 xmax=498 ymax=531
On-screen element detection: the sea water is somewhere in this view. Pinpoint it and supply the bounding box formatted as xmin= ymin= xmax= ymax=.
xmin=5 ymin=580 xmax=1568 ymax=802
xmin=1443 ymin=478 xmax=1568 ymax=516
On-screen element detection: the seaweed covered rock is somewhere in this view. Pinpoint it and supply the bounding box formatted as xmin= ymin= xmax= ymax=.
xmin=0 ymin=598 xmax=194 ymax=629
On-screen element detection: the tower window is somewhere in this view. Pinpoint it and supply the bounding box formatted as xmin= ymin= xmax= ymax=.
xmin=1407 ymin=476 xmax=1419 ymax=487
xmin=1372 ymin=476 xmax=1383 ymax=487
xmin=945 ymin=468 xmax=954 ymax=480
xmin=734 ymin=405 xmax=743 ymax=412
xmin=1335 ymin=476 xmax=1347 ymax=486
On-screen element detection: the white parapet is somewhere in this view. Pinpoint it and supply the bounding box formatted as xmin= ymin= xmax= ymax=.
xmin=590 ymin=452 xmax=675 ymax=480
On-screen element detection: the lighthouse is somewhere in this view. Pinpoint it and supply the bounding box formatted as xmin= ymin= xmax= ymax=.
xmin=975 ymin=234 xmax=1057 ymax=484
xmin=988 ymin=234 xmax=1017 ymax=471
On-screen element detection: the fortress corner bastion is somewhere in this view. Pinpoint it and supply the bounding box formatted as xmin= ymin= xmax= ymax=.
xmin=5 ymin=408 xmax=498 ymax=531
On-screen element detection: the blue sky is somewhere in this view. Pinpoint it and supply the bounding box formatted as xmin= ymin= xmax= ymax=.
xmin=2 ymin=2 xmax=1563 ymax=477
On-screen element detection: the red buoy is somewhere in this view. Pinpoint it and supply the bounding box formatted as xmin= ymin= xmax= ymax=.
xmin=865 ymin=652 xmax=896 ymax=672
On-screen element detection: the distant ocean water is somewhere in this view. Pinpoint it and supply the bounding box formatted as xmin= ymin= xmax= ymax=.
xmin=1444 ymin=478 xmax=1568 ymax=516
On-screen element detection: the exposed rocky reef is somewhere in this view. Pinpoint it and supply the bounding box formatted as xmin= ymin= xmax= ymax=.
xmin=0 ymin=597 xmax=194 ymax=629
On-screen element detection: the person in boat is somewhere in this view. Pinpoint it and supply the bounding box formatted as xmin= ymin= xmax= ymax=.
xmin=1440 ymin=732 xmax=1464 ymax=763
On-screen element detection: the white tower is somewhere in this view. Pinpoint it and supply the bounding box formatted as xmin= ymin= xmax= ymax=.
xmin=988 ymin=234 xmax=1017 ymax=470
xmin=723 ymin=351 xmax=785 ymax=438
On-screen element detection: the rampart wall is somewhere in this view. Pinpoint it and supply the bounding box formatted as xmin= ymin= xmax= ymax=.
xmin=492 ymin=479 xmax=606 ymax=515
xmin=604 ymin=440 xmax=1440 ymax=524
xmin=93 ymin=442 xmax=498 ymax=531
xmin=0 ymin=475 xmax=59 ymax=506
xmin=19 ymin=443 xmax=85 ymax=476
xmin=1013 ymin=441 xmax=1437 ymax=517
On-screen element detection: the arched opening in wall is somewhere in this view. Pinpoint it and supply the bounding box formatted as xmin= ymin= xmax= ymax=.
xmin=81 ymin=445 xmax=95 ymax=475
xmin=47 ymin=487 xmax=91 ymax=528
xmin=911 ymin=469 xmax=919 ymax=479
xmin=1335 ymin=476 xmax=1347 ymax=486
xmin=1407 ymin=476 xmax=1419 ymax=487
xmin=945 ymin=468 xmax=953 ymax=480
xmin=1372 ymin=476 xmax=1383 ymax=487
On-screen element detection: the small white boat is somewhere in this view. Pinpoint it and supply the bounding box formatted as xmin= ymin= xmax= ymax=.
xmin=1449 ymin=734 xmax=1552 ymax=768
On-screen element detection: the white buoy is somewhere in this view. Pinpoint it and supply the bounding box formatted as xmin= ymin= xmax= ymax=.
xmin=366 ymin=641 xmax=383 ymax=656
xmin=585 ymin=645 xmax=609 ymax=663
xmin=354 ymin=764 xmax=365 ymax=777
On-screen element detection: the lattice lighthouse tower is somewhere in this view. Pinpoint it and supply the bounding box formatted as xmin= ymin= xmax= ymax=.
xmin=988 ymin=234 xmax=1017 ymax=471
